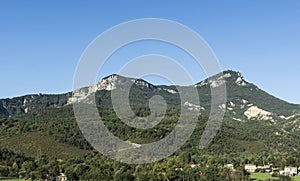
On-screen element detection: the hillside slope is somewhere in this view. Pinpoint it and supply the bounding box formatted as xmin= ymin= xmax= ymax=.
xmin=0 ymin=70 xmax=299 ymax=159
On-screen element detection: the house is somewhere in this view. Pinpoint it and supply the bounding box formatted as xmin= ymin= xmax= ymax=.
xmin=244 ymin=164 xmax=257 ymax=173
xmin=265 ymin=169 xmax=271 ymax=173
xmin=257 ymin=165 xmax=272 ymax=172
xmin=279 ymin=170 xmax=285 ymax=175
xmin=284 ymin=167 xmax=298 ymax=176
xmin=224 ymin=164 xmax=235 ymax=170
xmin=57 ymin=173 xmax=67 ymax=181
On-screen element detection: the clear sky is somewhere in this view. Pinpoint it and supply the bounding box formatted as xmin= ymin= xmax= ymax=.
xmin=0 ymin=0 xmax=299 ymax=103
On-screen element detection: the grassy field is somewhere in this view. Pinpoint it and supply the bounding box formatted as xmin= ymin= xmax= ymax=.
xmin=0 ymin=132 xmax=89 ymax=159
xmin=250 ymin=173 xmax=278 ymax=180
xmin=293 ymin=176 xmax=300 ymax=181
xmin=250 ymin=173 xmax=300 ymax=181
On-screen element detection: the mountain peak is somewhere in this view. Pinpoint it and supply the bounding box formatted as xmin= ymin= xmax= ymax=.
xmin=95 ymin=74 xmax=156 ymax=91
xmin=68 ymin=74 xmax=157 ymax=104
xmin=223 ymin=70 xmax=248 ymax=86
xmin=195 ymin=70 xmax=248 ymax=88
xmin=95 ymin=74 xmax=124 ymax=91
xmin=101 ymin=70 xmax=246 ymax=90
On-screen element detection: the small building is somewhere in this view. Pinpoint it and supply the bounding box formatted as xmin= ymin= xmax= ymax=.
xmin=57 ymin=173 xmax=67 ymax=181
xmin=257 ymin=165 xmax=272 ymax=172
xmin=257 ymin=165 xmax=271 ymax=170
xmin=265 ymin=169 xmax=271 ymax=173
xmin=224 ymin=164 xmax=234 ymax=170
xmin=284 ymin=167 xmax=298 ymax=176
xmin=244 ymin=164 xmax=257 ymax=173
xmin=279 ymin=170 xmax=285 ymax=175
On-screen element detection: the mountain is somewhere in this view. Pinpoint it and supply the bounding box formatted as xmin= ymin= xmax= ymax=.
xmin=0 ymin=74 xmax=158 ymax=117
xmin=1 ymin=70 xmax=299 ymax=135
xmin=2 ymin=70 xmax=299 ymax=116
xmin=0 ymin=93 xmax=72 ymax=116
xmin=1 ymin=70 xmax=300 ymax=154
xmin=1 ymin=70 xmax=300 ymax=180
xmin=197 ymin=70 xmax=300 ymax=134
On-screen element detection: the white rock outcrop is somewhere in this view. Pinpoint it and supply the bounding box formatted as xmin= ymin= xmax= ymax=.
xmin=244 ymin=106 xmax=273 ymax=121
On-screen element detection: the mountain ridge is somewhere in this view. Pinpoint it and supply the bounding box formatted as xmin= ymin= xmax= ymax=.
xmin=0 ymin=70 xmax=299 ymax=118
xmin=1 ymin=70 xmax=300 ymax=136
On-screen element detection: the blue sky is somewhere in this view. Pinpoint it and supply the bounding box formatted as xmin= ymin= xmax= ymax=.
xmin=0 ymin=0 xmax=299 ymax=103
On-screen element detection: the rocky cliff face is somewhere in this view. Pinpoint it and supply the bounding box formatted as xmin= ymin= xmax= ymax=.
xmin=195 ymin=70 xmax=248 ymax=88
xmin=68 ymin=74 xmax=157 ymax=104
xmin=0 ymin=74 xmax=159 ymax=116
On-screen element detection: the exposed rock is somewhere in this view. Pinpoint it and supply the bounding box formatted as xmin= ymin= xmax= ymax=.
xmin=235 ymin=77 xmax=247 ymax=86
xmin=184 ymin=101 xmax=205 ymax=111
xmin=244 ymin=106 xmax=273 ymax=121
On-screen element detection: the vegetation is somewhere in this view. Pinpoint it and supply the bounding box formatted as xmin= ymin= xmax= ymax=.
xmin=250 ymin=173 xmax=278 ymax=180
xmin=0 ymin=70 xmax=299 ymax=180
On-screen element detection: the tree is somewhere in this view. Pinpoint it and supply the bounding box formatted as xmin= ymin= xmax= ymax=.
xmin=9 ymin=162 xmax=19 ymax=177
xmin=278 ymin=175 xmax=292 ymax=181
xmin=21 ymin=161 xmax=35 ymax=179
xmin=231 ymin=166 xmax=249 ymax=181
xmin=0 ymin=166 xmax=9 ymax=177
xmin=47 ymin=160 xmax=59 ymax=179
